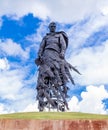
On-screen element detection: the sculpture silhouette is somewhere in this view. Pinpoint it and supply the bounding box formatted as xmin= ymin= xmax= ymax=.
xmin=35 ymin=22 xmax=80 ymax=111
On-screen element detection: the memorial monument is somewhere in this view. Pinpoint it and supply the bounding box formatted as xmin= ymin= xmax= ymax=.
xmin=35 ymin=22 xmax=80 ymax=111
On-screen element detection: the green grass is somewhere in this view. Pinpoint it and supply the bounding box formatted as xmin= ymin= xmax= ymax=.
xmin=0 ymin=112 xmax=108 ymax=120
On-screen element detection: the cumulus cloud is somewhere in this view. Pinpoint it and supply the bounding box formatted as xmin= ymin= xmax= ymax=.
xmin=0 ymin=58 xmax=10 ymax=70
xmin=0 ymin=0 xmax=108 ymax=23
xmin=25 ymin=21 xmax=49 ymax=55
xmin=26 ymin=21 xmax=48 ymax=43
xmin=10 ymin=88 xmax=35 ymax=112
xmin=23 ymin=102 xmax=38 ymax=112
xmin=0 ymin=68 xmax=35 ymax=113
xmin=0 ymin=56 xmax=36 ymax=113
xmin=66 ymin=13 xmax=108 ymax=51
xmin=0 ymin=104 xmax=8 ymax=114
xmin=68 ymin=85 xmax=108 ymax=114
xmin=98 ymin=0 xmax=108 ymax=16
xmin=5 ymin=85 xmax=108 ymax=114
xmin=0 ymin=0 xmax=49 ymax=20
xmin=0 ymin=69 xmax=24 ymax=99
xmin=43 ymin=0 xmax=100 ymax=23
xmin=68 ymin=40 xmax=108 ymax=86
xmin=0 ymin=39 xmax=29 ymax=59
xmin=101 ymin=6 xmax=108 ymax=16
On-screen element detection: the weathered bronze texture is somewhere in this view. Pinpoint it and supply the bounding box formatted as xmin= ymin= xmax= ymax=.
xmin=35 ymin=22 xmax=80 ymax=111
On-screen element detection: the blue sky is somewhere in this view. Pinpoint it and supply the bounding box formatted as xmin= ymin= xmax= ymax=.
xmin=0 ymin=0 xmax=108 ymax=114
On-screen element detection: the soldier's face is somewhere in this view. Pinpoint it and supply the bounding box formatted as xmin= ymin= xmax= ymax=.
xmin=49 ymin=25 xmax=56 ymax=32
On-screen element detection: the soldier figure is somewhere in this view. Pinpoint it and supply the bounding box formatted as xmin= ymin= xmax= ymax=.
xmin=35 ymin=22 xmax=80 ymax=111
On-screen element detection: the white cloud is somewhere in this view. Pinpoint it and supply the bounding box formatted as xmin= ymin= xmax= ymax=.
xmin=0 ymin=69 xmax=24 ymax=97
xmin=10 ymin=88 xmax=35 ymax=112
xmin=0 ymin=103 xmax=16 ymax=114
xmin=0 ymin=58 xmax=29 ymax=101
xmin=98 ymin=0 xmax=108 ymax=16
xmin=68 ymin=96 xmax=79 ymax=112
xmin=26 ymin=21 xmax=48 ymax=43
xmin=0 ymin=39 xmax=29 ymax=59
xmin=23 ymin=102 xmax=38 ymax=112
xmin=0 ymin=0 xmax=108 ymax=23
xmin=67 ymin=13 xmax=108 ymax=51
xmin=0 ymin=47 xmax=36 ymax=114
xmin=14 ymin=85 xmax=108 ymax=114
xmin=101 ymin=6 xmax=108 ymax=16
xmin=0 ymin=84 xmax=108 ymax=114
xmin=69 ymin=40 xmax=108 ymax=86
xmin=0 ymin=58 xmax=10 ymax=70
xmin=25 ymin=21 xmax=49 ymax=54
xmin=0 ymin=0 xmax=49 ymax=20
xmin=43 ymin=0 xmax=99 ymax=23
xmin=68 ymin=85 xmax=108 ymax=114
xmin=0 ymin=104 xmax=8 ymax=114
xmin=0 ymin=66 xmax=36 ymax=113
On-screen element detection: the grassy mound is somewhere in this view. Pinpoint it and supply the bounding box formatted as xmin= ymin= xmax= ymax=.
xmin=0 ymin=112 xmax=108 ymax=120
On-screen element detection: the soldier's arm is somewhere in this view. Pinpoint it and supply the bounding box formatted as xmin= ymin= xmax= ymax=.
xmin=38 ymin=37 xmax=46 ymax=58
xmin=59 ymin=34 xmax=67 ymax=58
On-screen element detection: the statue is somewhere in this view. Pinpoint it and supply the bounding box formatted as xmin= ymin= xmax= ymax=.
xmin=35 ymin=22 xmax=80 ymax=111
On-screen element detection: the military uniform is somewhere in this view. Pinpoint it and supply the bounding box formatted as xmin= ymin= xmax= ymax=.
xmin=38 ymin=32 xmax=66 ymax=59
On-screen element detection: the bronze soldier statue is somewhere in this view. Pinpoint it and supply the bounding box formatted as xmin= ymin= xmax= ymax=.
xmin=35 ymin=22 xmax=80 ymax=111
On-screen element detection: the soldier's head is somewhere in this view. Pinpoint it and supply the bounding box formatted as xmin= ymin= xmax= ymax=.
xmin=48 ymin=22 xmax=56 ymax=33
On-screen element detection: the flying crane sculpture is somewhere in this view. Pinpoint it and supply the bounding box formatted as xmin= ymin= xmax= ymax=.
xmin=35 ymin=22 xmax=80 ymax=111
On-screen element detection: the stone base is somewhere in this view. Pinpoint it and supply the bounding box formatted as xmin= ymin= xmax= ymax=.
xmin=0 ymin=119 xmax=108 ymax=130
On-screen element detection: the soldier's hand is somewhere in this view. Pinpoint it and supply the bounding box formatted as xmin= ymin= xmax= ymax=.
xmin=60 ymin=52 xmax=64 ymax=59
